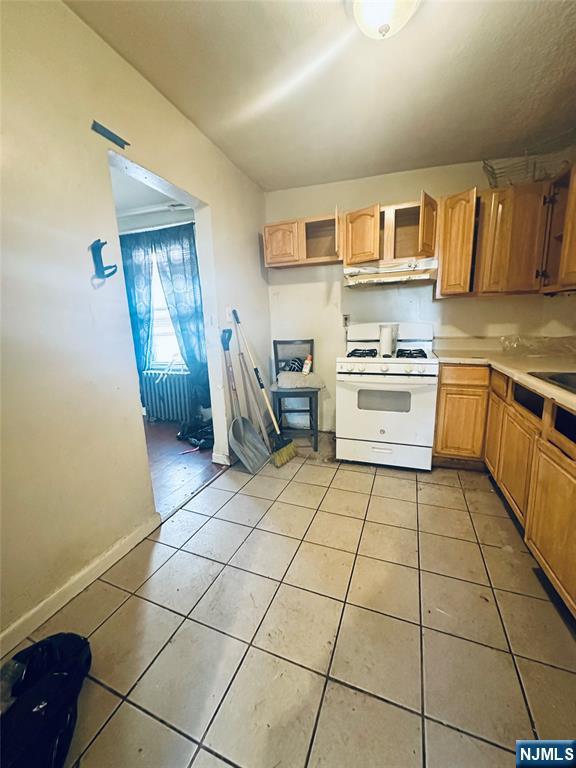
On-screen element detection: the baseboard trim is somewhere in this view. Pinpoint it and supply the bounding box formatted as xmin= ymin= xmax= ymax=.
xmin=212 ymin=451 xmax=231 ymax=466
xmin=0 ymin=513 xmax=160 ymax=655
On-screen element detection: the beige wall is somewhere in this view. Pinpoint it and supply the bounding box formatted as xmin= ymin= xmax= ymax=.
xmin=1 ymin=1 xmax=268 ymax=638
xmin=265 ymin=163 xmax=576 ymax=430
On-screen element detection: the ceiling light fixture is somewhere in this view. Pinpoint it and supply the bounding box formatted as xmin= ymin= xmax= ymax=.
xmin=353 ymin=0 xmax=421 ymax=39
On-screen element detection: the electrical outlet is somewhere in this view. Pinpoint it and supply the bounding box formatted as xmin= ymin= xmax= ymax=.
xmin=225 ymin=306 xmax=233 ymax=322
xmin=342 ymin=314 xmax=350 ymax=327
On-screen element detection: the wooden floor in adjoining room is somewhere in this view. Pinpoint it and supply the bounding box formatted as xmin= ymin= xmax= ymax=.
xmin=144 ymin=420 xmax=223 ymax=519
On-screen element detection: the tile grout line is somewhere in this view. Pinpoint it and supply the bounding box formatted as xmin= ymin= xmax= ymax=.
xmin=302 ymin=470 xmax=376 ymax=768
xmin=12 ymin=467 xmax=365 ymax=745
xmin=465 ymin=488 xmax=540 ymax=741
xmin=69 ymin=455 xmax=363 ymax=764
xmin=97 ymin=480 xmax=572 ymax=672
xmin=148 ymin=517 xmax=551 ymax=606
xmin=36 ymin=464 xmax=560 ymax=765
xmin=94 ymin=466 xmax=565 ymax=763
xmin=322 ymin=675 xmax=518 ymax=755
xmin=82 ymin=645 xmax=519 ymax=763
xmin=155 ymin=462 xmax=228 ymax=525
xmin=127 ymin=514 xmax=554 ymax=606
xmin=71 ymin=487 xmax=261 ymax=766
xmin=189 ymin=478 xmax=336 ymax=764
xmin=34 ymin=476 xmax=560 ymax=650
xmin=416 ymin=473 xmax=426 ymax=768
xmin=99 ymin=577 xmax=576 ymax=685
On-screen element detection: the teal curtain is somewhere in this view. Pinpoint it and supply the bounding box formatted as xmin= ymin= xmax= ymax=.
xmin=119 ymin=231 xmax=153 ymax=375
xmin=152 ymin=223 xmax=207 ymax=381
xmin=120 ymin=222 xmax=207 ymax=389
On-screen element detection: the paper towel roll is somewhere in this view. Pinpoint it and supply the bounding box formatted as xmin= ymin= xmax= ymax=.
xmin=379 ymin=324 xmax=395 ymax=356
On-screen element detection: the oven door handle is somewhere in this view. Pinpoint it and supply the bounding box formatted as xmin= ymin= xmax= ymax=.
xmin=340 ymin=381 xmax=437 ymax=390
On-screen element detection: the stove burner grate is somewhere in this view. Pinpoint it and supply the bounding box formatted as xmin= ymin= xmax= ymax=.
xmin=347 ymin=348 xmax=378 ymax=358
xmin=396 ymin=348 xmax=427 ymax=359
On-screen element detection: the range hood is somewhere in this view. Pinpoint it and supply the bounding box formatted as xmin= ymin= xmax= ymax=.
xmin=344 ymin=257 xmax=438 ymax=288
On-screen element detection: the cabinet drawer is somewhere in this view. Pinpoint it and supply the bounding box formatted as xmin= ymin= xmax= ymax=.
xmin=490 ymin=369 xmax=508 ymax=400
xmin=440 ymin=365 xmax=489 ymax=387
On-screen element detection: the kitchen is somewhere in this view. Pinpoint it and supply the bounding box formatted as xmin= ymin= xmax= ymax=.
xmin=264 ymin=157 xmax=576 ymax=619
xmin=2 ymin=1 xmax=576 ymax=766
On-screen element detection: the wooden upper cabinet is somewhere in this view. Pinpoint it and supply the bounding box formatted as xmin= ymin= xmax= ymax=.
xmin=439 ymin=188 xmax=477 ymax=295
xmin=505 ymin=181 xmax=547 ymax=292
xmin=497 ymin=405 xmax=536 ymax=524
xmin=384 ymin=191 xmax=437 ymax=262
xmin=526 ymin=439 xmax=576 ymax=617
xmin=541 ymin=168 xmax=572 ymax=291
xmin=344 ymin=204 xmax=380 ymax=265
xmin=263 ymin=221 xmax=301 ymax=266
xmin=558 ymin=166 xmax=576 ymax=289
xmin=264 ymin=214 xmax=343 ymax=268
xmin=476 ymin=188 xmax=512 ymax=294
xmin=418 ymin=191 xmax=438 ymax=258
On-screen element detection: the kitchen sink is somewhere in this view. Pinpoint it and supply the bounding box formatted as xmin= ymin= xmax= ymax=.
xmin=529 ymin=371 xmax=576 ymax=395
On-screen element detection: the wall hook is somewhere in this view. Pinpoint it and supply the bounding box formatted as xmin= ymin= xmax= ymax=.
xmin=90 ymin=239 xmax=117 ymax=280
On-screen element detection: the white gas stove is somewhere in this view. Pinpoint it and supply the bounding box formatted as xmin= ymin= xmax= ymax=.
xmin=336 ymin=322 xmax=439 ymax=470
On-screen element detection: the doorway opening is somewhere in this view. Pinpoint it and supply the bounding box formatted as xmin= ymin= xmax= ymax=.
xmin=108 ymin=155 xmax=224 ymax=517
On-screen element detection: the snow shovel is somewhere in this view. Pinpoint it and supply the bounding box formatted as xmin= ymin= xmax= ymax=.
xmin=221 ymin=329 xmax=270 ymax=474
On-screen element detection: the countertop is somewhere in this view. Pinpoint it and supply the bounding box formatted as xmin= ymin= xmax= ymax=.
xmin=435 ymin=349 xmax=576 ymax=412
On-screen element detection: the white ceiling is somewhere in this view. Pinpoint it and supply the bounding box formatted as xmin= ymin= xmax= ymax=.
xmin=70 ymin=0 xmax=576 ymax=191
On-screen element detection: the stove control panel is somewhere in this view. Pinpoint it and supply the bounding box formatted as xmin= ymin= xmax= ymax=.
xmin=337 ymin=361 xmax=439 ymax=376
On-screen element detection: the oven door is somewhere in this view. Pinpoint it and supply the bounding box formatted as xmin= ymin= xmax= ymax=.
xmin=336 ymin=374 xmax=438 ymax=447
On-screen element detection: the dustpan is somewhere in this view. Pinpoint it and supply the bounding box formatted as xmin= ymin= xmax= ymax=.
xmin=221 ymin=329 xmax=270 ymax=474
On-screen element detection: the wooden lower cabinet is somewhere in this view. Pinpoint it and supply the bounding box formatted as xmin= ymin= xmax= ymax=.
xmin=526 ymin=439 xmax=576 ymax=617
xmin=497 ymin=406 xmax=536 ymax=524
xmin=484 ymin=392 xmax=504 ymax=476
xmin=434 ymin=385 xmax=488 ymax=459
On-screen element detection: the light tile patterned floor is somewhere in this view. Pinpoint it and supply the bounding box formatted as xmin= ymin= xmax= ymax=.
xmin=8 ymin=435 xmax=576 ymax=767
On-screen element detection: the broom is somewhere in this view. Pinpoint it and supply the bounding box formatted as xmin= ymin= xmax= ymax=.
xmin=232 ymin=309 xmax=298 ymax=467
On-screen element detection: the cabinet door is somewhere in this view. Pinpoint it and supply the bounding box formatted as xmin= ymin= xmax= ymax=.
xmin=505 ymin=181 xmax=547 ymax=292
xmin=263 ymin=221 xmax=301 ymax=266
xmin=484 ymin=391 xmax=504 ymax=477
xmin=541 ymin=170 xmax=571 ymax=291
xmin=497 ymin=406 xmax=535 ymax=524
xmin=335 ymin=206 xmax=345 ymax=260
xmin=526 ymin=439 xmax=576 ymax=617
xmin=434 ymin=385 xmax=488 ymax=458
xmin=558 ymin=166 xmax=576 ymax=289
xmin=439 ymin=188 xmax=477 ymax=295
xmin=476 ymin=188 xmax=512 ymax=293
xmin=418 ymin=191 xmax=437 ymax=257
xmin=344 ymin=204 xmax=380 ymax=265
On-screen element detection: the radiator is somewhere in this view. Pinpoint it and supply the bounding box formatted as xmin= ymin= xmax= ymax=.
xmin=141 ymin=370 xmax=196 ymax=423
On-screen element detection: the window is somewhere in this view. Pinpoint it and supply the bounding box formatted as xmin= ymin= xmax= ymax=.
xmin=150 ymin=257 xmax=186 ymax=369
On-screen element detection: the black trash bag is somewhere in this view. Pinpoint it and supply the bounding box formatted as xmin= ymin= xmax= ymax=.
xmin=1 ymin=633 xmax=91 ymax=768
xmin=178 ymin=419 xmax=214 ymax=450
